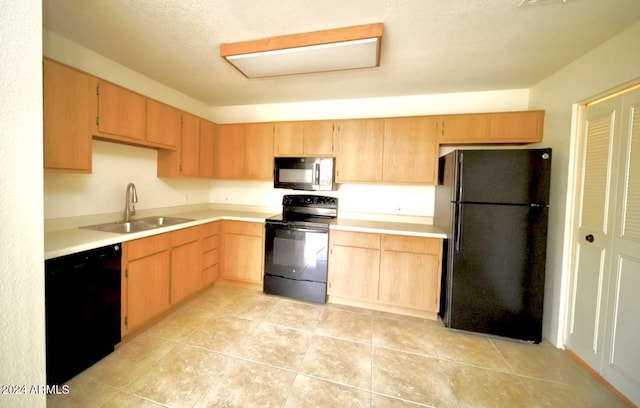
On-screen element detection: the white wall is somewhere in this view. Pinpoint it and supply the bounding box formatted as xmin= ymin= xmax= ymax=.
xmin=0 ymin=1 xmax=46 ymax=406
xmin=44 ymin=140 xmax=212 ymax=219
xmin=529 ymin=22 xmax=640 ymax=346
xmin=211 ymin=89 xmax=531 ymax=123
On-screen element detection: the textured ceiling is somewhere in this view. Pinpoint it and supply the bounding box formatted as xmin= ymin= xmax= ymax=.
xmin=43 ymin=0 xmax=640 ymax=107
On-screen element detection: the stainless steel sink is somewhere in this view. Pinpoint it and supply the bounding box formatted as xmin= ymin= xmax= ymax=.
xmin=81 ymin=216 xmax=194 ymax=234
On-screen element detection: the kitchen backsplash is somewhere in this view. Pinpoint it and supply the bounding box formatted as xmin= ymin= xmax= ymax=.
xmin=44 ymin=140 xmax=435 ymax=220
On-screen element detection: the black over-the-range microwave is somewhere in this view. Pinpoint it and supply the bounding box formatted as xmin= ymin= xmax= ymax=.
xmin=273 ymin=157 xmax=335 ymax=191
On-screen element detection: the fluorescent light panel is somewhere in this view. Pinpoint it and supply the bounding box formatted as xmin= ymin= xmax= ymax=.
xmin=221 ymin=23 xmax=383 ymax=78
xmin=518 ymin=0 xmax=574 ymax=6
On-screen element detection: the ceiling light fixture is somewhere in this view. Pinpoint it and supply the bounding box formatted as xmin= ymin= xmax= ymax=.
xmin=220 ymin=23 xmax=383 ymax=78
xmin=518 ymin=0 xmax=575 ymax=6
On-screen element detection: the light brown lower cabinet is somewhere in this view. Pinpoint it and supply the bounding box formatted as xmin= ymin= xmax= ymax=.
xmin=220 ymin=220 xmax=265 ymax=287
xmin=123 ymin=234 xmax=171 ymax=335
xmin=328 ymin=229 xmax=443 ymax=319
xmin=379 ymin=235 xmax=442 ymax=313
xmin=202 ymin=221 xmax=220 ymax=285
xmin=327 ymin=231 xmax=380 ymax=301
xmin=123 ymin=223 xmax=221 ymax=336
xmin=170 ymin=226 xmax=203 ymax=305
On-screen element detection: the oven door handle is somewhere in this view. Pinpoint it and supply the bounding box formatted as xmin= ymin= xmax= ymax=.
xmin=289 ymin=227 xmax=327 ymax=233
xmin=266 ymin=222 xmax=327 ymax=233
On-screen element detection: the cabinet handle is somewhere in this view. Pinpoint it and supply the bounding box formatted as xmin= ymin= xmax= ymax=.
xmin=585 ymin=234 xmax=595 ymax=243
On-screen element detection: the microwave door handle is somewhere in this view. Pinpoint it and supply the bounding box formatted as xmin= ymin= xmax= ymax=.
xmin=314 ymin=163 xmax=320 ymax=186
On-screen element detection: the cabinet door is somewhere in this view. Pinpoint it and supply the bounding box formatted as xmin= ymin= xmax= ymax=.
xmin=199 ymin=120 xmax=216 ymax=178
xmin=222 ymin=221 xmax=264 ymax=284
xmin=487 ymin=111 xmax=544 ymax=143
xmin=379 ymin=251 xmax=440 ymax=311
xmin=244 ymin=123 xmax=274 ymax=180
xmin=222 ymin=233 xmax=264 ymax=283
xmin=440 ymin=113 xmax=490 ymax=143
xmin=126 ymin=251 xmax=170 ymax=331
xmin=214 ymin=124 xmax=244 ymax=179
xmin=379 ymin=236 xmax=442 ymax=312
xmin=180 ymin=113 xmax=201 ymax=177
xmin=96 ymin=80 xmax=146 ymax=141
xmin=146 ymin=99 xmax=181 ymax=148
xmin=335 ymin=119 xmax=384 ymax=182
xmin=171 ymin=239 xmax=203 ymax=304
xmin=383 ymin=117 xmax=439 ymax=184
xmin=274 ymin=122 xmax=304 ymax=156
xmin=43 ymin=59 xmax=93 ymax=172
xmin=304 ymin=121 xmax=334 ymax=156
xmin=328 ymin=245 xmax=380 ymax=301
xmin=439 ymin=111 xmax=544 ymax=144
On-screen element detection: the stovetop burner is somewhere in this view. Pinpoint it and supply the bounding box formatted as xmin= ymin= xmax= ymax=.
xmin=266 ymin=194 xmax=338 ymax=230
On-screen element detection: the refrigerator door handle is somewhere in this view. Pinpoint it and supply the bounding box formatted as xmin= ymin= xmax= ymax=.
xmin=455 ymin=203 xmax=463 ymax=252
xmin=457 ymin=153 xmax=464 ymax=201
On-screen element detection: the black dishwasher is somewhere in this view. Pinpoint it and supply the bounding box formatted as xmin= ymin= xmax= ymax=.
xmin=45 ymin=244 xmax=122 ymax=385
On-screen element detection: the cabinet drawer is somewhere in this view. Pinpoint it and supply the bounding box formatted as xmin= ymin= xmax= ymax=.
xmin=223 ymin=221 xmax=264 ymax=236
xmin=203 ymin=263 xmax=219 ymax=286
xmin=202 ymin=221 xmax=220 ymax=236
xmin=330 ymin=230 xmax=380 ymax=249
xmin=203 ymin=235 xmax=220 ymax=252
xmin=171 ymin=225 xmax=202 ymax=247
xmin=127 ymin=233 xmax=170 ymax=261
xmin=203 ymin=248 xmax=219 ymax=269
xmin=382 ymin=235 xmax=441 ymax=254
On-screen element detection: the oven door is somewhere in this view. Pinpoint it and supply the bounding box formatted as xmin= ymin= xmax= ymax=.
xmin=264 ymin=221 xmax=329 ymax=282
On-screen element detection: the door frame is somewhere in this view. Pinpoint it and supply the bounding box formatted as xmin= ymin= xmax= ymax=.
xmin=558 ymin=102 xmax=585 ymax=348
xmin=560 ymin=81 xmax=640 ymax=349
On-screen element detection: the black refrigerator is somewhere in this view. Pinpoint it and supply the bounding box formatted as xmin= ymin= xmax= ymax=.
xmin=434 ymin=148 xmax=551 ymax=343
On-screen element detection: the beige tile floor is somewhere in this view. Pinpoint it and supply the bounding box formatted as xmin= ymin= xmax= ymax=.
xmin=48 ymin=285 xmax=630 ymax=408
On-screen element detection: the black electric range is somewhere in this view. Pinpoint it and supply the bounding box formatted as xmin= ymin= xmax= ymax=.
xmin=263 ymin=195 xmax=338 ymax=303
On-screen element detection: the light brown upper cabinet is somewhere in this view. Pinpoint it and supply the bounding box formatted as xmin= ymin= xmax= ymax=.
xmin=158 ymin=113 xmax=200 ymax=177
xmin=94 ymin=80 xmax=147 ymax=143
xmin=199 ymin=120 xmax=216 ymax=178
xmin=273 ymin=121 xmax=304 ymax=156
xmin=43 ymin=59 xmax=93 ymax=173
xmin=179 ymin=113 xmax=202 ymax=177
xmin=214 ymin=124 xmax=245 ymax=179
xmin=304 ymin=121 xmax=335 ymax=156
xmin=273 ymin=120 xmax=334 ymax=156
xmin=383 ymin=116 xmax=439 ymax=184
xmin=244 ymin=123 xmax=274 ymax=180
xmin=438 ymin=111 xmax=544 ymax=144
xmin=335 ymin=119 xmax=385 ymax=183
xmin=146 ymin=99 xmax=181 ymax=149
xmin=157 ymin=114 xmax=216 ymax=178
xmin=214 ymin=123 xmax=273 ymax=180
xmin=486 ymin=111 xmax=544 ymax=143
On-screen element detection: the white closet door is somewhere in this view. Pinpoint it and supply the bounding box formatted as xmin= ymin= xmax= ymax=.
xmin=602 ymin=87 xmax=640 ymax=405
xmin=566 ymin=96 xmax=620 ymax=370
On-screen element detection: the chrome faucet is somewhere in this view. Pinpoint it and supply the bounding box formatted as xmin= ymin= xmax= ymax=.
xmin=124 ymin=183 xmax=138 ymax=222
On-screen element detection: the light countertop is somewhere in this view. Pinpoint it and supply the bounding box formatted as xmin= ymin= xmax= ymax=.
xmin=330 ymin=218 xmax=447 ymax=239
xmin=44 ymin=206 xmax=276 ymax=260
xmin=45 ymin=204 xmax=447 ymax=260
